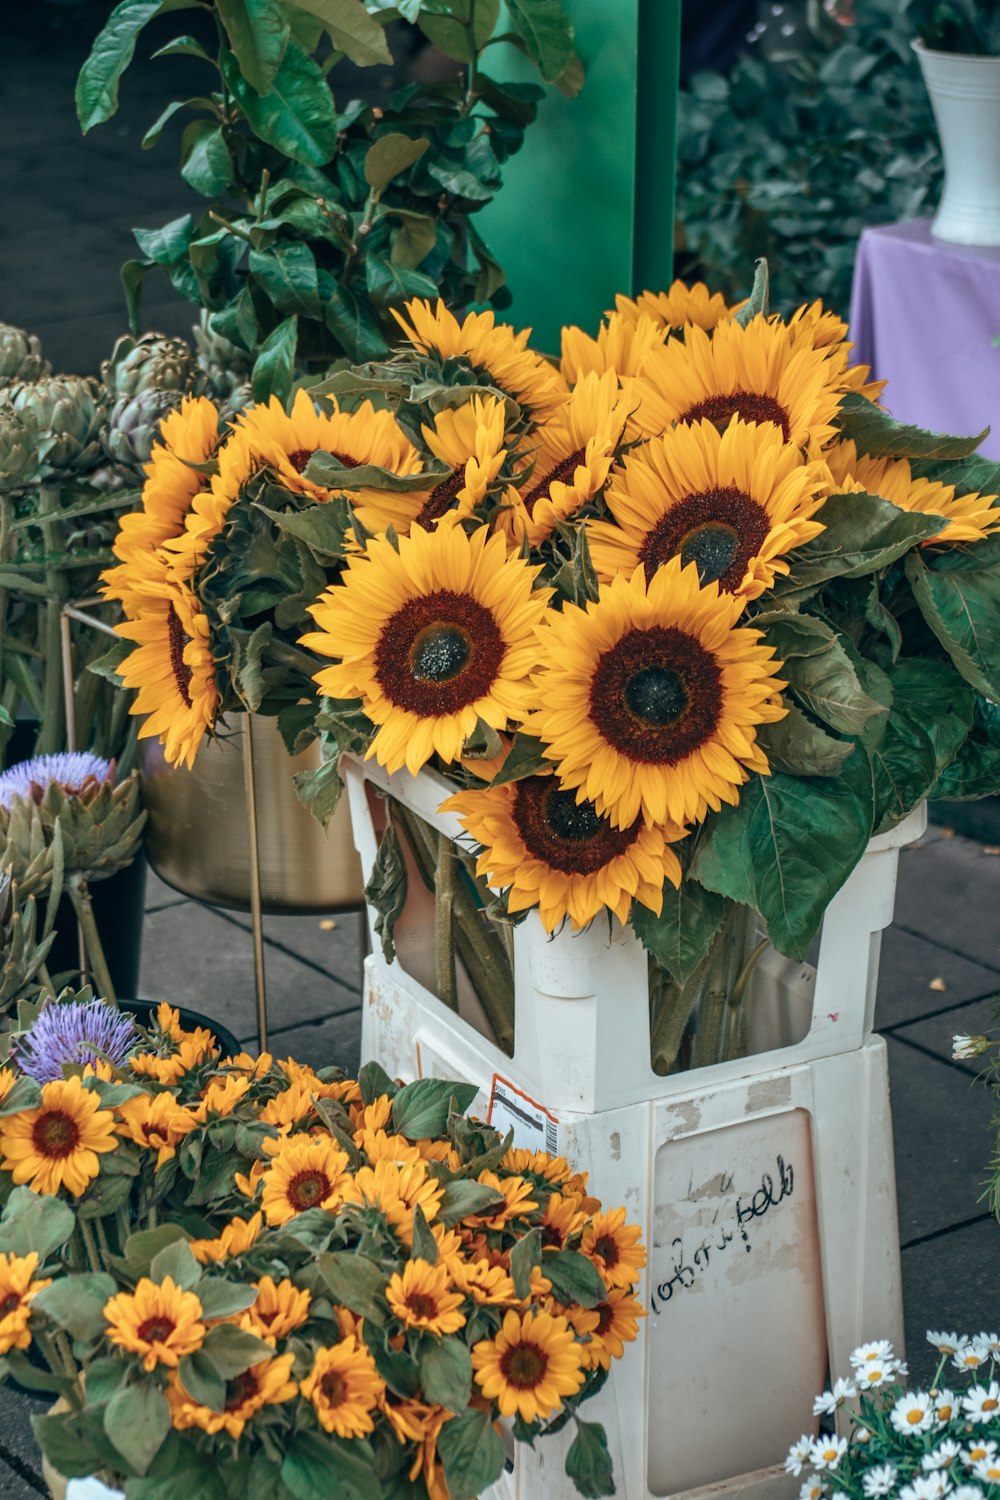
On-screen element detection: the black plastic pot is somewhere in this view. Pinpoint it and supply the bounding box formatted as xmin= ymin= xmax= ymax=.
xmin=43 ymin=855 xmax=148 ymax=1001
xmin=123 ymin=997 xmax=242 ymax=1061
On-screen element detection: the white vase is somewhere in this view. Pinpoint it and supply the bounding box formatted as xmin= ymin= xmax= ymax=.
xmin=914 ymin=39 xmax=1000 ymax=245
xmin=65 ymin=1481 xmax=125 ymax=1500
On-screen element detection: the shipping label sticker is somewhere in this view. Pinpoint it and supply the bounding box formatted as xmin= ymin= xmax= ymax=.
xmin=487 ymin=1074 xmax=559 ymax=1156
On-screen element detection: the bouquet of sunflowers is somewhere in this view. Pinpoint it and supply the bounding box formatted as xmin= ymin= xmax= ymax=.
xmin=0 ymin=996 xmax=642 ymax=1498
xmin=104 ymin=265 xmax=1000 ymax=1072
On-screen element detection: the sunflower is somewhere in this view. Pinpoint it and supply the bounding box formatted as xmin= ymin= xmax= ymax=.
xmin=613 ymin=280 xmax=736 ymax=332
xmin=500 ymin=372 xmax=633 ymax=547
xmin=443 ymin=773 xmax=683 ymax=932
xmin=355 ymin=1128 xmax=423 ymax=1168
xmin=393 ymin=299 xmax=568 ymax=420
xmin=0 ymin=1075 xmax=117 ymax=1197
xmin=0 ymin=1252 xmax=52 ymax=1354
xmin=633 ymin=315 xmax=846 ymax=449
xmin=474 ymin=1172 xmax=538 ymax=1230
xmin=472 ymin=1309 xmax=585 ymax=1422
xmin=450 ymin=1257 xmax=517 ymax=1305
xmin=341 ymin=1159 xmax=444 ymax=1247
xmin=384 ymin=1400 xmax=452 ymax=1500
xmin=524 ymin=558 xmax=787 ymax=829
xmin=825 ymin=438 xmax=1000 ymax=545
xmin=301 ymin=525 xmax=551 ymax=775
xmin=167 ymin=1353 xmax=297 ymax=1439
xmin=385 ymin=1258 xmax=466 ymax=1335
xmin=350 ymin=1097 xmax=393 ymax=1133
xmin=116 ymin=1093 xmax=199 ymax=1169
xmin=104 ymin=1276 xmax=207 ymax=1371
xmin=354 ymin=395 xmax=509 ymax=536
xmin=539 ymin=1193 xmax=589 ymax=1251
xmin=786 ymin=301 xmax=886 ymax=403
xmin=560 ymin=314 xmax=664 ymax=440
xmin=116 ymin=575 xmax=218 ymax=771
xmin=102 ymin=395 xmax=220 ymax=609
xmin=257 ymin=1082 xmax=317 ymax=1134
xmin=129 ymin=1028 xmax=215 ymax=1086
xmin=194 ymin=1073 xmax=252 ymax=1122
xmin=500 ymin=1149 xmax=575 ymax=1185
xmin=163 ymin=424 xmax=257 ymax=582
xmin=258 ymin=1136 xmax=351 ymax=1226
xmin=240 ymin=1275 xmax=311 ymax=1345
xmin=586 ymin=417 xmax=828 ymax=600
xmin=580 ymin=1288 xmax=644 ymax=1370
xmin=300 ymin=1336 xmax=386 ymax=1437
xmin=189 ymin=1212 xmax=264 ymax=1266
xmin=580 ymin=1207 xmax=646 ymax=1289
xmin=154 ymin=1002 xmax=186 ymax=1042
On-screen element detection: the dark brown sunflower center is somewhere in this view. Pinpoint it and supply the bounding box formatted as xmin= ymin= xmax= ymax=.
xmin=374 ymin=591 xmax=505 ymax=716
xmin=590 ymin=627 xmax=723 ymax=766
xmin=0 ymin=1293 xmax=23 ymax=1317
xmin=500 ymin=1341 xmax=547 ymax=1390
xmin=512 ymin=777 xmax=638 ymax=876
xmin=287 ymin=1169 xmax=331 ymax=1210
xmin=541 ymin=1223 xmax=565 ymax=1249
xmin=225 ymin=1370 xmax=258 ymax=1410
xmin=167 ymin=603 xmax=194 ymax=709
xmin=32 ymin=1110 xmax=81 ymax=1159
xmin=593 ymin=1235 xmax=620 ymax=1269
xmin=681 ymin=392 xmax=790 ymax=442
xmin=522 ymin=447 xmax=586 ymax=517
xmin=320 ymin=1371 xmax=346 ymax=1406
xmin=405 ymin=1292 xmax=439 ymax=1321
xmin=137 ymin=1316 xmax=177 ymax=1343
xmin=288 ymin=447 xmax=358 ymax=475
xmin=595 ymin=1302 xmax=614 ymax=1336
xmin=638 ymin=486 xmax=771 ymax=591
xmin=417 ymin=470 xmax=466 ymax=526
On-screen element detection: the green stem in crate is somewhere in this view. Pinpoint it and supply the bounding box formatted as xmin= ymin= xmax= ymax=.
xmin=650 ymin=965 xmax=704 ymax=1075
xmin=690 ymin=907 xmax=738 ymax=1070
xmin=115 ymin=1205 xmax=132 ymax=1255
xmin=76 ymin=1217 xmax=102 ymax=1275
xmin=35 ymin=483 xmax=68 ymax=756
xmin=93 ymin=1214 xmax=114 ymax=1270
xmin=725 ymin=935 xmax=770 ymax=1061
xmin=66 ymin=875 xmax=117 ymax=1004
xmin=0 ymin=494 xmax=11 ymax=761
xmin=435 ymin=831 xmax=458 ymax=1012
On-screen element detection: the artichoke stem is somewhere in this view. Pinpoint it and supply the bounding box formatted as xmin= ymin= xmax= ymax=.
xmin=66 ymin=874 xmax=117 ymax=1005
xmin=35 ymin=484 xmax=67 ymax=756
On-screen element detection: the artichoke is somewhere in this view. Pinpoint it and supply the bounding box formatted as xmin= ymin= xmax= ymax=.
xmin=0 ymin=771 xmax=145 ymax=888
xmin=0 ymin=405 xmax=40 ymax=492
xmin=103 ymin=331 xmax=206 ymax=400
xmin=193 ymin=312 xmax=253 ymax=400
xmin=0 ymin=872 xmax=53 ymax=1010
xmin=219 ymin=382 xmax=253 ymax=423
xmin=0 ymin=323 xmax=50 ymax=386
xmin=2 ymin=375 xmax=109 ymax=477
xmin=105 ymin=386 xmax=185 ymax=474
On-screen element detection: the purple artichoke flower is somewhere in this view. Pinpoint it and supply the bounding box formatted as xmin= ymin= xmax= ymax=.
xmin=0 ymin=752 xmax=113 ymax=809
xmin=12 ymin=997 xmax=139 ymax=1083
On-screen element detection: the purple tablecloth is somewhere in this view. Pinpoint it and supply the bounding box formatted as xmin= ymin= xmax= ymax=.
xmin=849 ymin=219 xmax=1000 ymax=459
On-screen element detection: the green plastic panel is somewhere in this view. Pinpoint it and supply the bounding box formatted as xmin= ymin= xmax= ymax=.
xmin=477 ymin=0 xmax=681 ymax=353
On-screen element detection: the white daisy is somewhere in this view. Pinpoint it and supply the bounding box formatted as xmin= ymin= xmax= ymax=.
xmin=799 ymin=1480 xmax=826 ymax=1500
xmin=951 ymin=1034 xmax=987 ymax=1060
xmin=923 ymin=1439 xmax=961 ymax=1469
xmin=862 ymin=1464 xmax=898 ymax=1497
xmin=961 ymin=1439 xmax=997 ymax=1465
xmin=786 ymin=1436 xmax=815 ymax=1477
xmin=898 ymin=1474 xmax=951 ymax=1500
xmin=891 ymin=1391 xmax=936 ymax=1435
xmin=810 ymin=1436 xmax=848 ymax=1471
xmin=973 ymin=1456 xmax=1000 ymax=1484
xmin=927 ymin=1331 xmax=970 ymax=1356
xmin=852 ymin=1339 xmax=897 ymax=1368
xmin=813 ymin=1379 xmax=859 ymax=1416
xmin=975 ymin=1332 xmax=1000 ymax=1358
xmin=933 ymin=1389 xmax=959 ymax=1424
xmin=950 ymin=1488 xmax=983 ymax=1500
xmin=952 ymin=1344 xmax=989 ymax=1373
xmin=962 ymin=1380 xmax=1000 ymax=1423
xmin=857 ymin=1357 xmax=905 ymax=1390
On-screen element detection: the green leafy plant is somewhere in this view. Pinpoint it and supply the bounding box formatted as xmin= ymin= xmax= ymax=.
xmin=77 ymin=0 xmax=582 ymax=402
xmin=907 ymin=0 xmax=1000 ymax=53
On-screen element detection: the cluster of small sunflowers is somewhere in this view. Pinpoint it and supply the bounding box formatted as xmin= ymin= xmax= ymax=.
xmin=0 ymin=1001 xmax=643 ymax=1498
xmin=103 ymin=277 xmax=1000 ymax=944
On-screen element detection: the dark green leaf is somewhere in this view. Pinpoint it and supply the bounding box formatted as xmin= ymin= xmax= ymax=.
xmin=181 ymin=121 xmax=235 ymax=196
xmin=391 ymin=1078 xmax=479 ymax=1140
xmin=507 ymin=0 xmax=573 ymax=81
xmin=870 ymin=657 xmax=973 ymax=831
xmin=222 ymin=40 xmax=338 ymax=166
xmin=437 ymin=1407 xmax=506 ymax=1500
xmin=319 ymin=1251 xmax=388 ymax=1325
xmin=905 ymin=537 xmax=1000 ymax=700
xmin=543 ymin=1249 xmax=606 ymax=1308
xmin=418 ymin=1336 xmax=472 ymax=1412
xmin=491 ymin=733 xmax=550 ymax=785
xmin=783 ymin=492 xmax=943 ymax=587
xmin=202 ymin=1323 xmax=274 ymax=1377
xmin=282 ymin=1431 xmax=380 ymax=1500
xmin=251 ymin=315 xmax=298 ymax=405
xmin=150 ymin=1237 xmax=202 ymax=1291
xmin=419 ymin=0 xmax=499 ymax=60
xmin=104 ymin=1381 xmax=171 ymax=1475
xmin=411 ymin=1203 xmax=438 ymax=1263
xmin=837 ymin=390 xmax=989 ymax=460
xmin=0 ymin=1188 xmax=74 ymax=1260
xmin=0 ymin=1075 xmax=41 ymax=1116
xmin=32 ymin=1407 xmax=112 ymax=1480
xmin=323 ymin=284 xmax=390 ymax=362
xmin=293 ymin=753 xmax=345 ymax=829
xmin=133 ymin=213 xmax=197 ymax=266
xmin=436 ymin=1179 xmax=505 ymax=1227
xmin=198 ymin=1278 xmax=260 ymax=1320
xmin=294 ymin=0 xmax=392 ymax=66
xmin=509 ymin=1225 xmax=541 ymax=1300
xmin=388 ymin=208 xmax=438 ymax=269
xmin=254 ymin=494 xmax=351 ymax=559
xmin=364 ymin=132 xmax=430 ymax=193
xmin=769 ymin=617 xmax=886 ymax=737
xmin=734 ymin=257 xmax=769 ymax=325
xmin=76 ymin=0 xmax=192 ymax=131
xmin=178 ymin=1350 xmax=226 ymax=1412
xmin=125 ymin=1223 xmax=190 ymax=1276
xmin=358 ymin=1060 xmax=398 ymax=1103
xmin=250 ymin=242 xmax=320 ymax=316
xmin=631 ymin=876 xmax=726 ymax=985
xmin=365 ymin=819 xmax=407 ymax=963
xmin=33 ymin=1273 xmax=117 ymax=1343
xmin=756 ymin=704 xmax=854 ymax=777
xmin=216 ymin=0 xmax=290 ymax=95
xmin=0 ymin=1350 xmax=73 ymax=1397
xmin=565 ymin=1419 xmax=616 ymax=1499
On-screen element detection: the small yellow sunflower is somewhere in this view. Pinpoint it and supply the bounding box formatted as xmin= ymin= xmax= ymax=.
xmin=350 ymin=1097 xmax=394 ymax=1133
xmin=0 ymin=1075 xmax=117 ymax=1197
xmin=116 ymin=575 xmax=219 ymax=771
xmin=500 ymin=1149 xmax=575 ymax=1185
xmin=163 ymin=424 xmax=257 ymax=583
xmin=540 ymin=1193 xmax=589 ymax=1252
xmin=474 ymin=1172 xmax=538 ymax=1230
xmin=354 ymin=395 xmax=509 ymax=536
xmin=385 ymin=1258 xmax=466 ymax=1335
xmin=613 ymin=280 xmax=737 ymax=332
xmin=154 ymin=1002 xmax=185 ymax=1041
xmin=634 ymin=315 xmax=846 ymax=449
xmin=472 ymin=1308 xmax=585 ymax=1422
xmin=442 ymin=773 xmax=683 ymax=932
xmin=0 ymin=1252 xmax=52 ymax=1354
xmin=167 ymin=1353 xmax=297 ymax=1438
xmin=189 ymin=1212 xmax=264 ymax=1266
xmin=500 ymin=371 xmax=633 ymax=547
xmin=586 ymin=417 xmax=828 ymax=600
xmin=355 ymin=1128 xmax=423 ymax=1168
xmin=825 ymin=438 xmax=1000 ymax=545
xmin=341 ymin=1159 xmax=444 ymax=1247
xmin=128 ymin=1028 xmax=215 ymax=1087
xmin=104 ymin=1275 xmax=207 ymax=1371
xmin=559 ymin=314 xmax=664 ymax=440
xmin=257 ymin=1082 xmax=317 ymax=1134
xmin=239 ymin=1275 xmax=311 ymax=1345
xmin=301 ymin=525 xmax=552 ymax=775
xmin=524 ymin=558 xmax=787 ymax=829
xmin=258 ymin=1136 xmax=351 ymax=1226
xmin=580 ymin=1288 xmax=644 ymax=1369
xmin=194 ymin=1073 xmax=252 ymax=1122
xmin=580 ymin=1207 xmax=646 ymax=1289
xmin=449 ymin=1257 xmax=517 ymax=1306
xmin=300 ymin=1336 xmax=386 ymax=1437
xmin=116 ymin=1093 xmax=199 ymax=1169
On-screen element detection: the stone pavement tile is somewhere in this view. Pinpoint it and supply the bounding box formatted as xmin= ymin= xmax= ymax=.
xmin=217 ymin=906 xmax=366 ymax=993
xmin=886 ymin=1035 xmax=995 ymax=1243
xmin=901 ymin=1217 xmax=999 ymax=1380
xmin=267 ymin=1005 xmax=362 ymax=1074
xmin=0 ymin=1385 xmax=50 ymax=1498
xmin=891 ymin=995 xmax=1000 ymax=1078
xmin=143 ymin=867 xmax=188 ymax=914
xmin=875 ymin=925 xmax=998 ymax=1029
xmin=893 ymin=834 xmax=1000 ymax=976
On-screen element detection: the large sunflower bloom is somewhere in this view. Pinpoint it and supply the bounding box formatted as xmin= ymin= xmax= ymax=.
xmin=0 ymin=1075 xmax=117 ymax=1197
xmin=103 ymin=1276 xmax=206 ymax=1371
xmin=614 ymin=280 xmax=736 ymax=332
xmin=257 ymin=1136 xmax=351 ymax=1226
xmin=586 ymin=417 xmax=828 ymax=600
xmin=472 ymin=1308 xmax=585 ymax=1422
xmin=523 ymin=558 xmax=787 ymax=829
xmin=341 ymin=1159 xmax=444 ymax=1247
xmin=167 ymin=1354 xmax=296 ymax=1438
xmin=354 ymin=395 xmax=509 ymax=536
xmin=501 ymin=372 xmax=633 ymax=547
xmin=301 ymin=525 xmax=552 ymax=775
xmin=116 ymin=1092 xmax=199 ymax=1170
xmin=392 ymin=299 xmax=568 ymax=420
xmin=634 ymin=315 xmax=846 ymax=449
xmin=300 ymin=1336 xmax=386 ymax=1437
xmin=385 ymin=1258 xmax=466 ymax=1335
xmin=0 ymin=1252 xmax=52 ymax=1354
xmin=116 ymin=574 xmax=218 ymax=770
xmin=580 ymin=1207 xmax=647 ymax=1289
xmin=825 ymin=438 xmax=1000 ymax=545
xmin=442 ymin=773 xmax=682 ymax=932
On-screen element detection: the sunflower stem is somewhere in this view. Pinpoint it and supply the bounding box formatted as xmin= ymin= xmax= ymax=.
xmin=650 ymin=964 xmax=704 ymax=1075
xmin=66 ymin=875 xmax=117 ymax=1005
xmin=93 ymin=1214 xmax=114 ymax=1270
xmin=115 ymin=1204 xmax=132 ymax=1255
xmin=76 ymin=1217 xmax=102 ymax=1275
xmin=35 ymin=484 xmax=68 ymax=757
xmin=435 ymin=832 xmax=458 ymax=1012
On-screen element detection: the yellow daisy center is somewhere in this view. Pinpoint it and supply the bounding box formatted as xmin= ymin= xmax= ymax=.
xmin=32 ymin=1109 xmax=81 ymax=1159
xmin=590 ymin=627 xmax=722 ymax=765
xmin=984 ymin=1398 xmax=999 ymax=1412
xmin=906 ymin=1408 xmax=924 ymax=1425
xmin=680 ymin=391 xmax=791 ymax=440
xmin=375 ymin=590 xmax=504 ymax=715
xmin=512 ymin=778 xmax=637 ymax=877
xmin=286 ymin=1169 xmax=331 ymax=1211
xmin=500 ymin=1340 xmax=548 ymax=1390
xmin=637 ymin=486 xmax=771 ymax=591
xmin=167 ymin=603 xmax=193 ymax=709
xmin=522 ymin=446 xmax=586 ymax=517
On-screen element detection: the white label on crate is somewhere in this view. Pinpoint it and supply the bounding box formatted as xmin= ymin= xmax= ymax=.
xmin=487 ymin=1074 xmax=559 ymax=1156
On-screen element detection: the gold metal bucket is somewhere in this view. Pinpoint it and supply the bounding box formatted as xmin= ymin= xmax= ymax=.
xmin=139 ymin=713 xmax=364 ymax=915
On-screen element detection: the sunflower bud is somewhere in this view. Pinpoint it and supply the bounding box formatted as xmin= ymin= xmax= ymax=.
xmin=106 ymin=386 xmax=186 ymax=473
xmin=36 ymin=774 xmax=146 ymax=883
xmin=0 ymin=323 xmax=50 ymax=385
xmin=2 ymin=375 xmax=109 ymax=477
xmin=0 ymin=406 xmax=40 ymax=493
xmin=103 ymin=332 xmax=206 ymax=400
